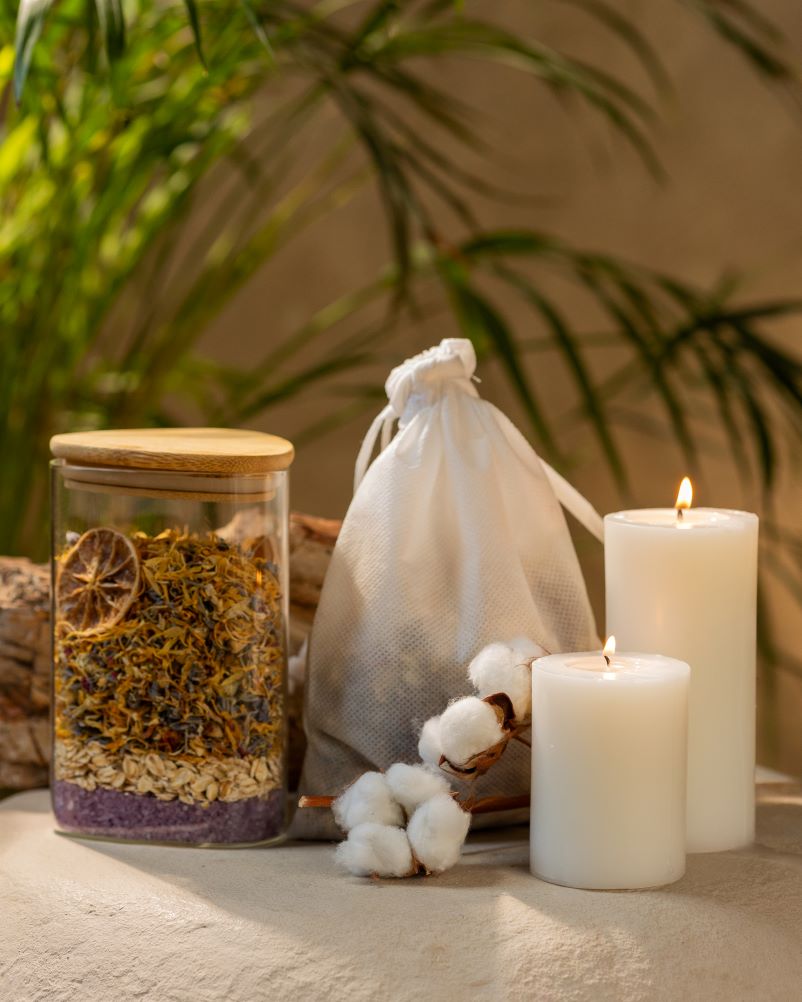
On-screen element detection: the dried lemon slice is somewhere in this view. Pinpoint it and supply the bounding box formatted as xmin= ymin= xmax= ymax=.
xmin=56 ymin=528 xmax=140 ymax=635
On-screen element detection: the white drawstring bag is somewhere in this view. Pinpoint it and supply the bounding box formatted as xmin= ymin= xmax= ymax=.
xmin=295 ymin=339 xmax=602 ymax=838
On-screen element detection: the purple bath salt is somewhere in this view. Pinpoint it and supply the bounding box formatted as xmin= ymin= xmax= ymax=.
xmin=52 ymin=781 xmax=286 ymax=845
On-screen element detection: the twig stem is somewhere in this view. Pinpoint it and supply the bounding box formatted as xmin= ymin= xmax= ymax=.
xmin=297 ymin=792 xmax=532 ymax=815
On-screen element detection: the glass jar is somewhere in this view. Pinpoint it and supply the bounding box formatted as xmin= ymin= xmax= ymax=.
xmin=49 ymin=428 xmax=293 ymax=847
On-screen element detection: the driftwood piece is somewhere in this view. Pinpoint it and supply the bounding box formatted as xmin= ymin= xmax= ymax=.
xmin=0 ymin=513 xmax=340 ymax=791
xmin=0 ymin=559 xmax=51 ymax=788
xmin=288 ymin=513 xmax=341 ymax=633
xmin=286 ymin=513 xmax=340 ymax=785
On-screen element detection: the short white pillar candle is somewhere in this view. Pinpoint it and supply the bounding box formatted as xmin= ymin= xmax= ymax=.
xmin=605 ymin=496 xmax=758 ymax=853
xmin=530 ymin=647 xmax=689 ymax=890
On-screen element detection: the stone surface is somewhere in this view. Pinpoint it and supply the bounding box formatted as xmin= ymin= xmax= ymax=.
xmin=1 ymin=782 xmax=801 ymax=1002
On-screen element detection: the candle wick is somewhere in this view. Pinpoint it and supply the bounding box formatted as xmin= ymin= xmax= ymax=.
xmin=603 ymin=653 xmax=610 ymax=667
xmin=676 ymin=507 xmax=684 ymax=522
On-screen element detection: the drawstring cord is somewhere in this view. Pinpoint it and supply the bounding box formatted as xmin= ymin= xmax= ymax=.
xmin=354 ymin=404 xmax=396 ymax=494
xmin=354 ymin=407 xmax=604 ymax=543
xmin=539 ymin=462 xmax=604 ymax=542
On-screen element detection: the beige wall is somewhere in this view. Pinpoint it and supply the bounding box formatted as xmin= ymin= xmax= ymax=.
xmin=198 ymin=1 xmax=802 ymax=773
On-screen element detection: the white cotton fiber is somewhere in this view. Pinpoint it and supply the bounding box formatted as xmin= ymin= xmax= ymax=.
xmin=332 ymin=772 xmax=404 ymax=832
xmin=335 ymin=823 xmax=414 ymax=878
xmin=407 ymin=793 xmax=471 ymax=873
xmin=509 ymin=636 xmax=546 ymax=662
xmin=468 ymin=641 xmax=537 ymax=721
xmin=439 ymin=696 xmax=505 ymax=767
xmin=385 ymin=763 xmax=451 ymax=815
xmin=418 ymin=715 xmax=444 ymax=768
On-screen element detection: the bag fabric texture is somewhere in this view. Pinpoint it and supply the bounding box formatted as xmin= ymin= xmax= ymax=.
xmin=294 ymin=339 xmax=600 ymax=839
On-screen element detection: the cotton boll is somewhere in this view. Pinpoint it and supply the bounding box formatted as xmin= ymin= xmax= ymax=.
xmin=468 ymin=643 xmax=533 ymax=721
xmin=332 ymin=772 xmax=404 ymax=832
xmin=418 ymin=715 xmax=444 ymax=768
xmin=385 ymin=763 xmax=451 ymax=815
xmin=407 ymin=793 xmax=471 ymax=873
xmin=335 ymin=823 xmax=414 ymax=878
xmin=509 ymin=636 xmax=546 ymax=662
xmin=439 ymin=696 xmax=505 ymax=767
xmin=467 ymin=642 xmax=520 ymax=698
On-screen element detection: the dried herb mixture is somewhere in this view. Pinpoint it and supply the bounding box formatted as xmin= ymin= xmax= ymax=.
xmin=53 ymin=527 xmax=285 ymax=806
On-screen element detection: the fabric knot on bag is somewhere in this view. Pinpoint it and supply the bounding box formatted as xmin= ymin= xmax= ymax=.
xmin=386 ymin=338 xmax=478 ymax=422
xmin=355 ymin=339 xmax=479 ymax=490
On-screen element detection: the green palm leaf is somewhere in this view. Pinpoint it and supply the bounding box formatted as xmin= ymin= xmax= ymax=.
xmin=491 ymin=262 xmax=629 ymax=489
xmin=13 ymin=0 xmax=53 ymax=100
xmin=181 ymin=0 xmax=206 ymax=67
xmin=94 ymin=0 xmax=124 ymax=60
xmin=439 ymin=259 xmax=562 ymax=460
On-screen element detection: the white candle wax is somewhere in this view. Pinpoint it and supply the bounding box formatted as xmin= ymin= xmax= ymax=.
xmin=530 ymin=651 xmax=689 ymax=890
xmin=605 ymin=508 xmax=758 ymax=853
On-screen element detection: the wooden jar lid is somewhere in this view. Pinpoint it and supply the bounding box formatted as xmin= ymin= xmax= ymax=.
xmin=50 ymin=428 xmax=295 ymax=475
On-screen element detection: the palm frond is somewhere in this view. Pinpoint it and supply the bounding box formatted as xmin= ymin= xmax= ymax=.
xmin=13 ymin=0 xmax=54 ymax=100
xmin=3 ymin=0 xmax=802 ymax=567
xmin=490 ymin=262 xmax=630 ymax=489
xmin=94 ymin=0 xmax=124 ymax=60
xmin=557 ymin=0 xmax=671 ymax=96
xmin=440 ymin=259 xmax=563 ymax=460
xmin=181 ymin=0 xmax=205 ymax=67
xmin=681 ymin=0 xmax=797 ymax=82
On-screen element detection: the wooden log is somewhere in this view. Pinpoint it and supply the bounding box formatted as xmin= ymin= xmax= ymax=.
xmin=0 ymin=559 xmax=51 ymax=789
xmin=0 ymin=513 xmax=341 ymax=791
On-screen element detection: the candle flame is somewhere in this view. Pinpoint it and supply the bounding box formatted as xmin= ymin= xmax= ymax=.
xmin=675 ymin=477 xmax=693 ymax=511
xmin=603 ymin=636 xmax=616 ymax=658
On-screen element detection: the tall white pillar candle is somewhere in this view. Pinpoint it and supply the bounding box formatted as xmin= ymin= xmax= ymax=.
xmin=530 ymin=650 xmax=689 ymax=890
xmin=605 ymin=506 xmax=758 ymax=853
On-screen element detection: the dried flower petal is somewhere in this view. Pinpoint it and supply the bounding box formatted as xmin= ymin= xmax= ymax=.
xmin=53 ymin=528 xmax=285 ymax=806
